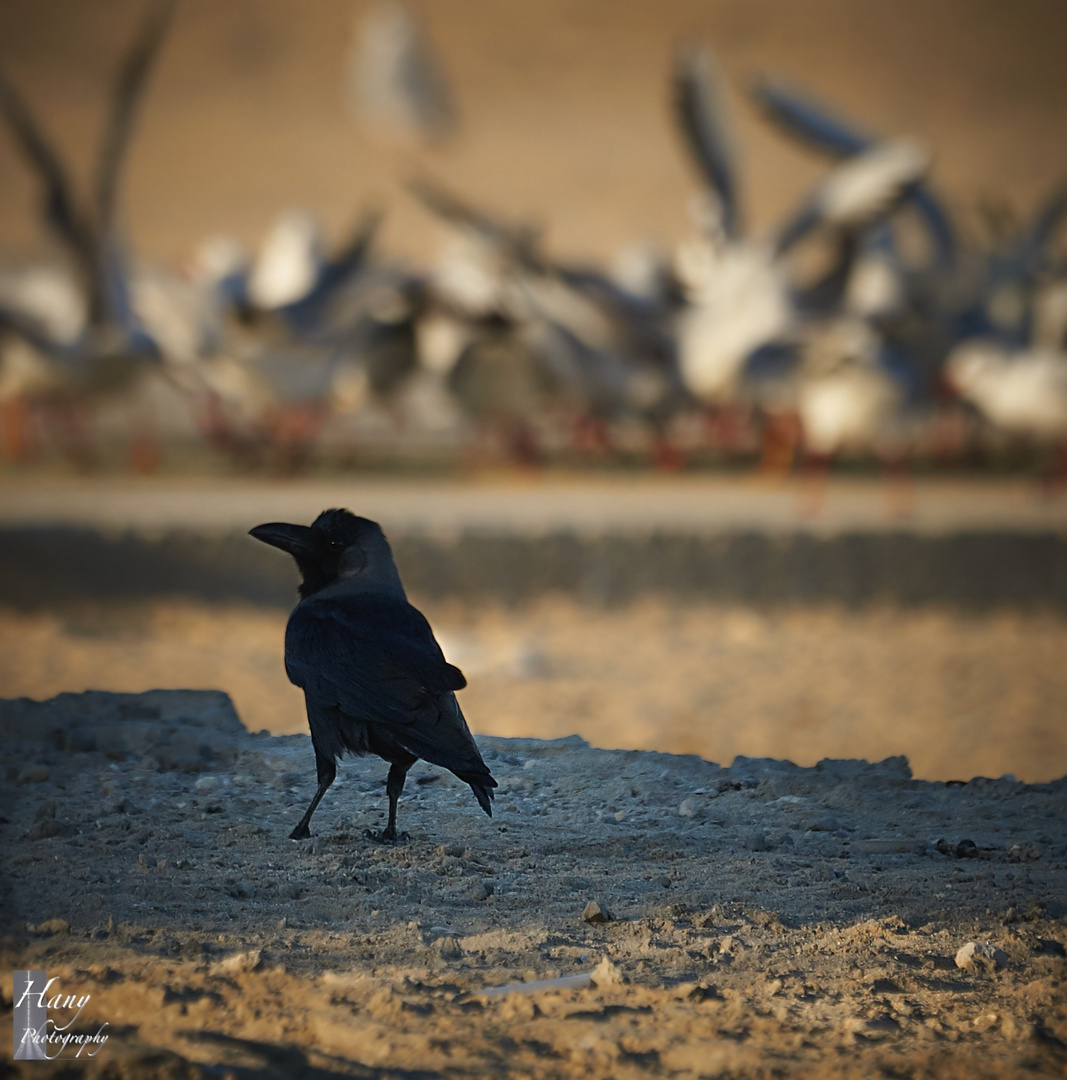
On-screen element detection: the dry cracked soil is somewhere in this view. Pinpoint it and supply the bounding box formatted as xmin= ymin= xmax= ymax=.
xmin=1 ymin=689 xmax=1066 ymax=1079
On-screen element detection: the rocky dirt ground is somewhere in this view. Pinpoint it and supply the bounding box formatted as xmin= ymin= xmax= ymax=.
xmin=2 ymin=689 xmax=1065 ymax=1078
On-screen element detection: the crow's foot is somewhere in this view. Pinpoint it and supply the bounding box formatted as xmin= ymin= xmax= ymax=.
xmin=289 ymin=823 xmax=311 ymax=840
xmin=364 ymin=827 xmax=408 ymax=845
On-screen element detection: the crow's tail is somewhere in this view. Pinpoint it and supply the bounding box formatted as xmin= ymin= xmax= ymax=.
xmin=469 ymin=782 xmax=495 ymax=817
xmin=452 ymin=769 xmax=496 ymax=817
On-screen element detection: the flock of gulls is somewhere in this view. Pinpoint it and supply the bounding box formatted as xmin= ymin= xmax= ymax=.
xmin=1 ymin=0 xmax=1066 ymax=482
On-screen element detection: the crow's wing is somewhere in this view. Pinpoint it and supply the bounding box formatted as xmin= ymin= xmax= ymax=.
xmin=284 ymin=595 xmax=495 ymax=786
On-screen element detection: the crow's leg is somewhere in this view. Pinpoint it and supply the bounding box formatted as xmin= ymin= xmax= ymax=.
xmin=290 ymin=750 xmax=336 ymax=840
xmin=362 ymin=736 xmax=418 ymax=843
xmin=381 ymin=762 xmax=409 ymax=843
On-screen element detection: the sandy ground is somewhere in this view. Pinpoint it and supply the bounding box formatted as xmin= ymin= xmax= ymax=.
xmin=1 ymin=689 xmax=1065 ymax=1078
xmin=1 ymin=599 xmax=1066 ymax=786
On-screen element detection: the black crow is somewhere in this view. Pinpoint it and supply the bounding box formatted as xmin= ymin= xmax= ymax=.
xmin=250 ymin=509 xmax=497 ymax=842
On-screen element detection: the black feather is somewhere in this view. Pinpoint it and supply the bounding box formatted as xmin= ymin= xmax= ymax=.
xmin=251 ymin=508 xmax=497 ymax=839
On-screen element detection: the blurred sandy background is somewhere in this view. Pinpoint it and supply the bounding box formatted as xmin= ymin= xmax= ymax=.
xmin=2 ymin=598 xmax=1064 ymax=782
xmin=2 ymin=0 xmax=1067 ymax=267
xmin=1 ymin=2 xmax=1066 ymax=789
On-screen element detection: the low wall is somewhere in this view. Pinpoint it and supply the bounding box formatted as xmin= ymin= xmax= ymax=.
xmin=1 ymin=525 xmax=1064 ymax=609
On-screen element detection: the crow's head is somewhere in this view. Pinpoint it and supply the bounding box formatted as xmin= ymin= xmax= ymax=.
xmin=250 ymin=509 xmax=401 ymax=598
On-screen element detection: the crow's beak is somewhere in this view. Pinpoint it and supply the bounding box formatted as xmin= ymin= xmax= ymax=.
xmin=249 ymin=522 xmax=317 ymax=558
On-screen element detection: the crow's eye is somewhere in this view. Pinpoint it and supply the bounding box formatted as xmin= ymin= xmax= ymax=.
xmin=328 ymin=539 xmax=344 ymax=551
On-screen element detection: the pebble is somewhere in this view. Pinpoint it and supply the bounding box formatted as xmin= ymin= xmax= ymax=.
xmin=195 ymin=776 xmax=221 ymax=793
xmin=582 ymin=900 xmax=614 ymax=924
xmin=432 ymin=936 xmax=462 ymax=959
xmin=211 ymin=949 xmax=262 ymax=976
xmin=955 ymin=941 xmax=1007 ymax=973
xmin=469 ymin=880 xmax=494 ymax=900
xmin=973 ymin=1012 xmax=1000 ymax=1032
xmin=27 ymin=802 xmax=71 ymax=840
xmin=17 ymin=767 xmax=50 ymax=785
xmin=804 ymin=813 xmax=845 ymax=833
xmin=678 ymin=798 xmax=698 ymax=818
xmin=590 ymin=957 xmax=625 ymax=986
xmin=1006 ymin=843 xmax=1040 ymax=862
xmin=851 ymin=839 xmax=925 ymax=855
xmin=36 ymin=918 xmax=70 ymax=935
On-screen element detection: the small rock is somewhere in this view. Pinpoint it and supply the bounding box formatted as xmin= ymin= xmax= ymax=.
xmin=37 ymin=918 xmax=70 ymax=936
xmin=852 ymin=838 xmax=925 ymax=855
xmin=26 ymin=819 xmax=72 ymax=841
xmin=804 ymin=813 xmax=845 ymax=833
xmin=955 ymin=839 xmax=979 ymax=858
xmin=744 ymin=830 xmax=774 ymax=852
xmin=678 ymin=798 xmax=699 ymax=818
xmin=469 ymin=879 xmax=494 ymax=900
xmin=1005 ymin=843 xmax=1040 ymax=863
xmin=17 ymin=767 xmax=50 ymax=785
xmin=432 ymin=936 xmax=462 ymax=959
xmin=436 ymin=843 xmax=465 ymax=858
xmin=582 ymin=901 xmax=614 ymax=924
xmin=955 ymin=942 xmax=1007 ymax=973
xmin=973 ymin=1012 xmax=1000 ymax=1032
xmin=194 ymin=775 xmax=221 ymax=793
xmin=211 ymin=949 xmax=261 ymax=976
xmin=590 ymin=957 xmax=625 ymax=986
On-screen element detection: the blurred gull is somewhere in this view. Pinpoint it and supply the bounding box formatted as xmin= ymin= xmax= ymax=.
xmin=412 ymin=176 xmax=687 ymax=464
xmin=241 ymin=208 xmax=382 ymax=336
xmin=0 ymin=263 xmax=86 ymax=345
xmin=673 ymin=46 xmax=928 ymax=411
xmin=0 ymin=0 xmax=174 ymax=466
xmin=945 ymin=340 xmax=1067 ymax=444
xmin=945 ymin=279 xmax=1067 ymax=475
xmin=749 ymin=74 xmax=957 ymax=274
xmin=247 ymin=210 xmax=325 ymax=312
xmin=672 ymin=48 xmax=744 ymax=241
xmin=797 ymin=317 xmax=909 ymax=459
xmin=349 ymin=1 xmax=456 ymax=145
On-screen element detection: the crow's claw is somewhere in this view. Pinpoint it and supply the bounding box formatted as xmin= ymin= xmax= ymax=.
xmin=365 ymin=827 xmax=408 ymax=845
